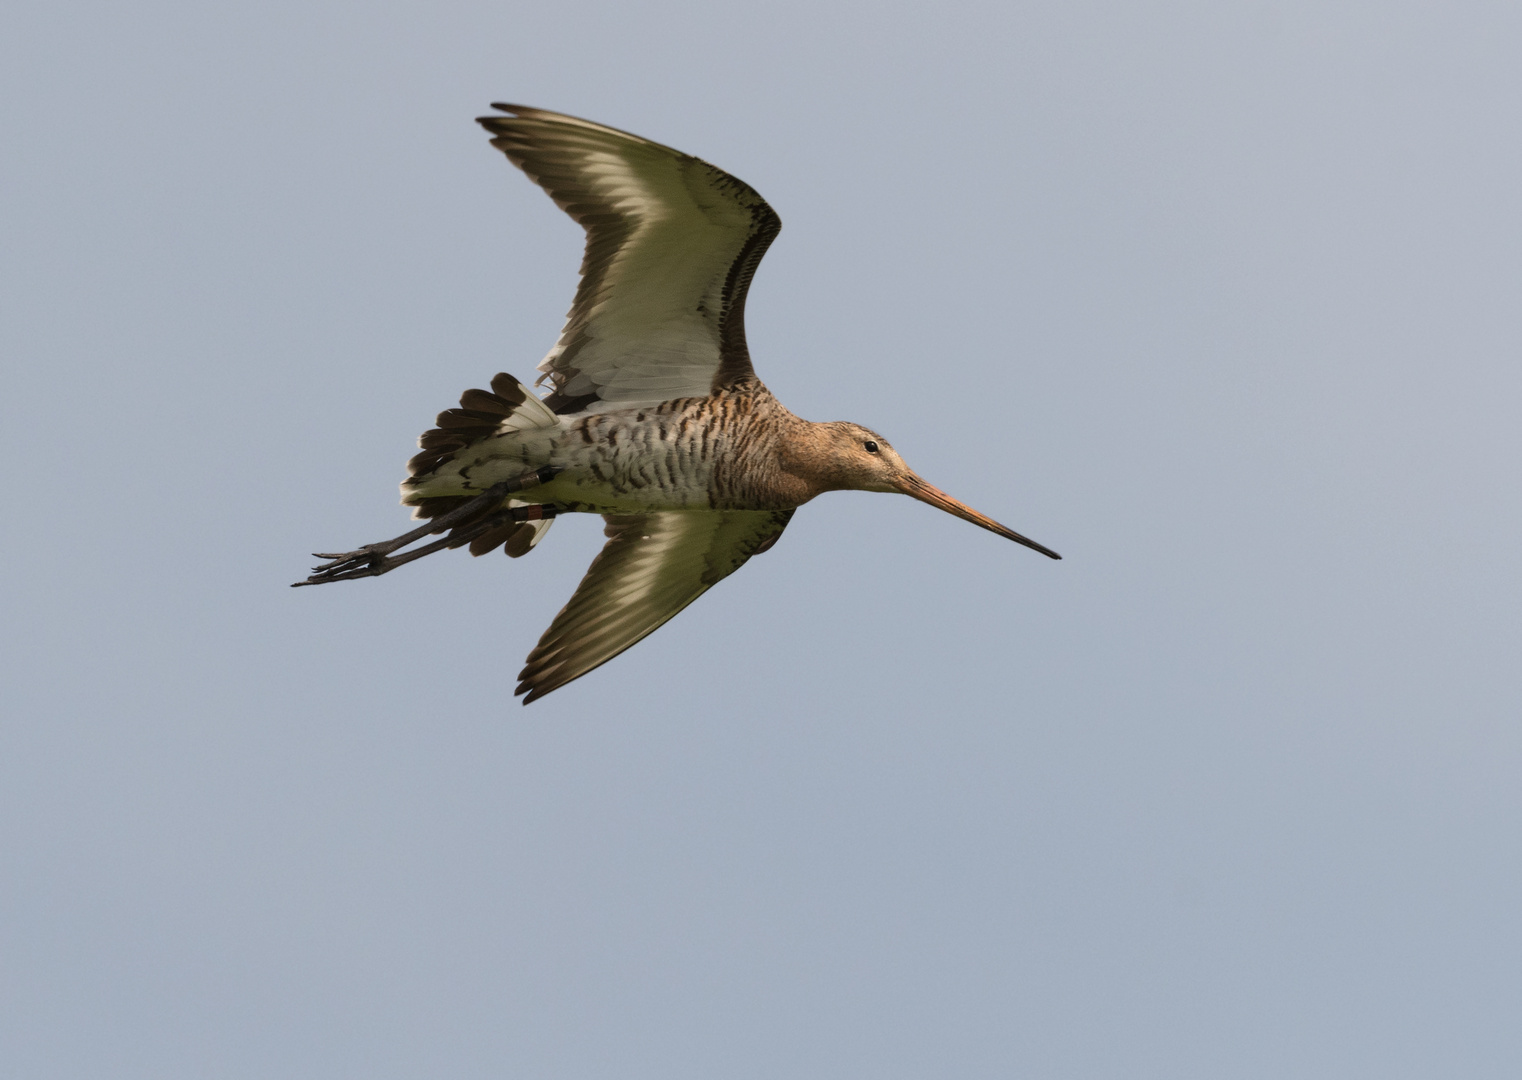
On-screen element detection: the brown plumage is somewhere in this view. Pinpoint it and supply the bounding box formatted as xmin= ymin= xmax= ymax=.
xmin=294 ymin=104 xmax=1060 ymax=703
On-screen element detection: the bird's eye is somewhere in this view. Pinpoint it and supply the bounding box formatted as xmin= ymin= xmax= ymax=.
xmin=864 ymin=440 xmax=879 ymax=453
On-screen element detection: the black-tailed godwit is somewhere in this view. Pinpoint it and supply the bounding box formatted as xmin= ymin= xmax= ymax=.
xmin=295 ymin=104 xmax=1060 ymax=702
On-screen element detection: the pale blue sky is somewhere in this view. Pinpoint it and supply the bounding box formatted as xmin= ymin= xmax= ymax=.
xmin=3 ymin=1 xmax=1520 ymax=1076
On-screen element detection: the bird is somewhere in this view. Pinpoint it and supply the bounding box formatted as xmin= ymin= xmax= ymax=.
xmin=294 ymin=103 xmax=1060 ymax=702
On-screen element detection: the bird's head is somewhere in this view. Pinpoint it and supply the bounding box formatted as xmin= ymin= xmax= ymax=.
xmin=790 ymin=421 xmax=1062 ymax=560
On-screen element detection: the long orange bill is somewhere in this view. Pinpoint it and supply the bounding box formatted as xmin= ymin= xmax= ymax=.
xmin=896 ymin=474 xmax=1061 ymax=560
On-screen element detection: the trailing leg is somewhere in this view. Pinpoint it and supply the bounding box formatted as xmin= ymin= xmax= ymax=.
xmin=293 ymin=466 xmax=560 ymax=587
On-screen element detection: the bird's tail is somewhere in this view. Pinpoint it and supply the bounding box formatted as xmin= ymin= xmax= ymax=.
xmin=400 ymin=372 xmax=562 ymax=557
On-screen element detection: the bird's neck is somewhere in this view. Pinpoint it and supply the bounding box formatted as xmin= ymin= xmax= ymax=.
xmin=705 ymin=388 xmax=832 ymax=509
xmin=769 ymin=414 xmax=857 ymax=504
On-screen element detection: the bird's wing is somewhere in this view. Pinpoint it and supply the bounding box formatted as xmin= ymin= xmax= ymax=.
xmin=478 ymin=104 xmax=781 ymax=414
xmin=517 ymin=509 xmax=794 ymax=702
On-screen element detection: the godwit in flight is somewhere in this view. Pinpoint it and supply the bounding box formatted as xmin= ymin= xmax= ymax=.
xmin=295 ymin=104 xmax=1060 ymax=702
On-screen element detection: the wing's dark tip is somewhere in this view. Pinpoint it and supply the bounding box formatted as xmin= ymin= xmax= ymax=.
xmin=477 ymin=103 xmax=530 ymax=131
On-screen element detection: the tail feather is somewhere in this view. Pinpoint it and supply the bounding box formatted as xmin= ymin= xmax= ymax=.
xmin=407 ymin=494 xmax=475 ymax=520
xmin=464 ymin=510 xmax=556 ymax=558
xmin=503 ymin=515 xmax=554 ymax=557
xmin=405 ymin=372 xmax=558 ymax=479
xmin=401 ymin=373 xmax=563 ymax=551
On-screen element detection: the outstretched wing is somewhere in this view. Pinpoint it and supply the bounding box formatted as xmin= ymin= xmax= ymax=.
xmin=478 ymin=104 xmax=781 ymax=414
xmin=517 ymin=509 xmax=794 ymax=702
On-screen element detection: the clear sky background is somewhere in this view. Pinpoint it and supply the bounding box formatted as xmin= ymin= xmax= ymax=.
xmin=3 ymin=1 xmax=1520 ymax=1076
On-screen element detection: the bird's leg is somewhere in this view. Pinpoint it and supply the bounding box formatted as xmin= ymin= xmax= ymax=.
xmin=292 ymin=466 xmax=561 ymax=587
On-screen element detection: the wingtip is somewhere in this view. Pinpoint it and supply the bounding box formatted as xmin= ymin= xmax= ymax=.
xmin=477 ymin=103 xmax=529 ymax=129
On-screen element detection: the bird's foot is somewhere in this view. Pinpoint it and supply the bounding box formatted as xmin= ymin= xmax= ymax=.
xmin=292 ymin=466 xmax=561 ymax=587
xmin=298 ymin=541 xmax=436 ymax=585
